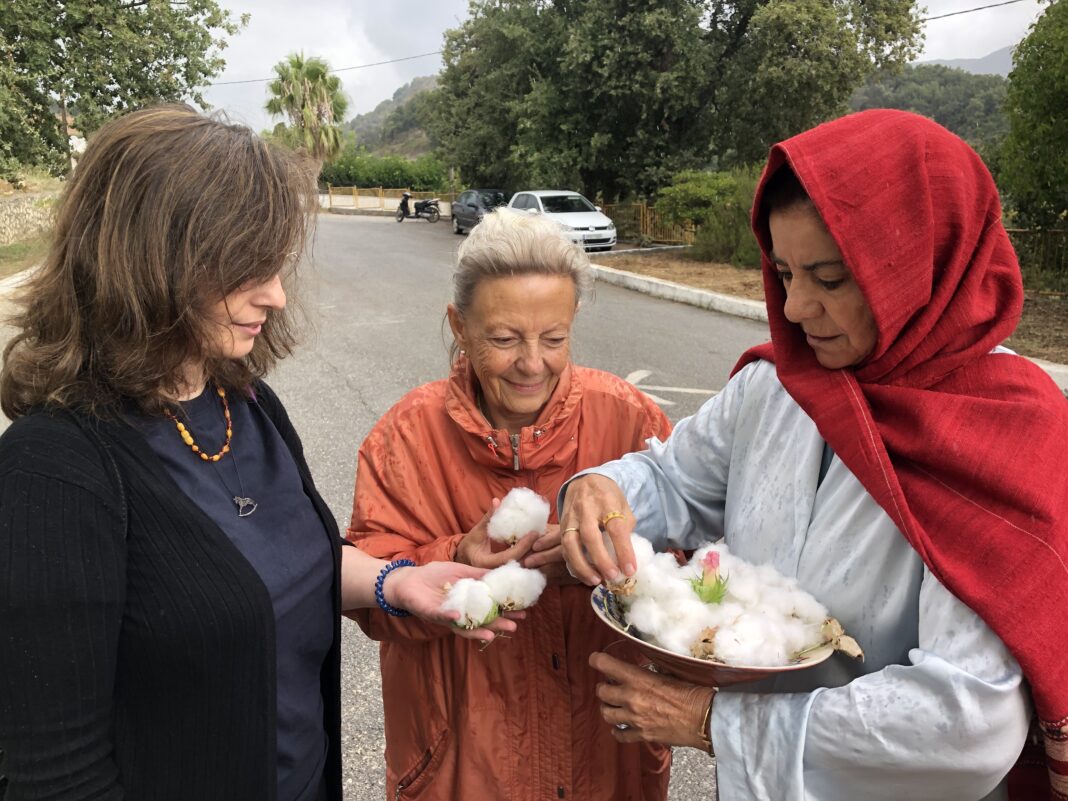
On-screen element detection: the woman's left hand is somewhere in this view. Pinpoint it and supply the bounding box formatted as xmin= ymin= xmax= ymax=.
xmin=383 ymin=561 xmax=524 ymax=642
xmin=590 ymin=651 xmax=715 ymax=750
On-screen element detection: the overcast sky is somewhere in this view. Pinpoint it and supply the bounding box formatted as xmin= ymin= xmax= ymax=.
xmin=200 ymin=0 xmax=1047 ymax=134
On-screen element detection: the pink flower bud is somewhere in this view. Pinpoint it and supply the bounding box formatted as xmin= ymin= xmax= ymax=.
xmin=702 ymin=551 xmax=721 ymax=576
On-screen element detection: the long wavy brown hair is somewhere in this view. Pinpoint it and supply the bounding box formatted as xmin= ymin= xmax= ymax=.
xmin=1 ymin=104 xmax=317 ymax=419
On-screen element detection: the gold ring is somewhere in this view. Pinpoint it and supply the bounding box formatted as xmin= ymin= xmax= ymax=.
xmin=600 ymin=511 xmax=625 ymax=527
xmin=562 ymin=526 xmax=580 ymax=535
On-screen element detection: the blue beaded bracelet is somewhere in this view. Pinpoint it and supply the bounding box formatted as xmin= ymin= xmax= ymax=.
xmin=375 ymin=559 xmax=416 ymax=617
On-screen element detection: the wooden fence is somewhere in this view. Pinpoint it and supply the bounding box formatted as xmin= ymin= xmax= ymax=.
xmin=603 ymin=202 xmax=696 ymax=245
xmin=1006 ymin=228 xmax=1068 ymax=291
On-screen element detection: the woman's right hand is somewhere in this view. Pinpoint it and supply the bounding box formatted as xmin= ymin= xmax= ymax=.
xmin=455 ymin=499 xmax=539 ymax=569
xmin=559 ymin=474 xmax=637 ymax=586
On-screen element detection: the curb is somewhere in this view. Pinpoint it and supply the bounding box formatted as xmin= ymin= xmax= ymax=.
xmin=590 ymin=262 xmax=768 ymax=322
xmin=589 ymin=261 xmax=1068 ymax=392
xmin=325 ymin=207 xmax=397 ymax=218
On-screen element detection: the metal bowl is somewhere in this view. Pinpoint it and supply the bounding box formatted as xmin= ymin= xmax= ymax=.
xmin=590 ymin=584 xmax=836 ymax=687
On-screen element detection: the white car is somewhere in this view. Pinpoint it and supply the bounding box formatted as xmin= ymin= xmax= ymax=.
xmin=508 ymin=190 xmax=616 ymax=251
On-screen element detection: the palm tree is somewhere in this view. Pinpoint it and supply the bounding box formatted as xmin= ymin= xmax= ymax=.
xmin=265 ymin=53 xmax=348 ymax=163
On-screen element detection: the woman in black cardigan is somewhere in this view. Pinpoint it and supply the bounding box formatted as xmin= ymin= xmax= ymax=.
xmin=0 ymin=105 xmax=513 ymax=801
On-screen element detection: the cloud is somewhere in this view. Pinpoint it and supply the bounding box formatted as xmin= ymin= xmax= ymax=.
xmin=919 ymin=0 xmax=1045 ymax=61
xmin=201 ymin=0 xmax=468 ymax=132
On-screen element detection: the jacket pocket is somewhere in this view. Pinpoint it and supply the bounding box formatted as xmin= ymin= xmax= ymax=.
xmin=394 ymin=726 xmax=450 ymax=800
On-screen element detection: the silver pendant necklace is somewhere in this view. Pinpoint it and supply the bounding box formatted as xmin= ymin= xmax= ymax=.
xmin=212 ymin=443 xmax=258 ymax=517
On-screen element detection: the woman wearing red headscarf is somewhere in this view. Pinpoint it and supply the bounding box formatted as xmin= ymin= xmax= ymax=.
xmin=559 ymin=110 xmax=1067 ymax=801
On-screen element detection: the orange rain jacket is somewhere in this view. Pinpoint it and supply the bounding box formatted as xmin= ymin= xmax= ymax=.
xmin=348 ymin=362 xmax=673 ymax=801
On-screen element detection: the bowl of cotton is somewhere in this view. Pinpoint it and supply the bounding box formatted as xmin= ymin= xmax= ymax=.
xmin=590 ymin=536 xmax=863 ymax=686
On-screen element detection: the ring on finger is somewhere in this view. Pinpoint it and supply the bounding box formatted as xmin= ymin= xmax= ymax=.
xmin=562 ymin=526 xmax=580 ymax=535
xmin=600 ymin=511 xmax=625 ymax=527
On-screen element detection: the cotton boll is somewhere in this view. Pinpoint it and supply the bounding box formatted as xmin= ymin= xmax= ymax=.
xmin=758 ymin=586 xmax=803 ymax=618
xmin=488 ymin=488 xmax=550 ymax=545
xmin=650 ymin=598 xmax=718 ymax=656
xmin=714 ymin=612 xmax=789 ymax=666
xmin=441 ymin=578 xmax=499 ymax=629
xmin=483 ymin=561 xmax=547 ymax=610
xmin=626 ymin=595 xmax=668 ymax=638
xmin=789 ymin=592 xmax=829 ymax=625
xmin=722 ymin=567 xmax=762 ymax=607
xmin=777 ymin=616 xmax=823 ymax=657
xmin=754 ymin=563 xmax=790 ymax=589
xmin=603 ymin=532 xmax=656 ymax=571
xmin=704 ymin=600 xmax=745 ymax=630
xmin=631 ymin=555 xmax=692 ymax=602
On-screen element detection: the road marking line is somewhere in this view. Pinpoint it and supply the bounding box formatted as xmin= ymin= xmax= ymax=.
xmin=624 ymin=369 xmax=653 ymax=384
xmin=640 ymin=385 xmax=719 ymax=396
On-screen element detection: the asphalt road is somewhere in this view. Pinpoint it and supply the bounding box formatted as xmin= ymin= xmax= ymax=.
xmin=280 ymin=214 xmax=768 ymax=800
xmin=0 ymin=213 xmax=770 ymax=799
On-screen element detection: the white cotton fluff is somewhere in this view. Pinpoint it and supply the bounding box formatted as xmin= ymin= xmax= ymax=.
xmin=482 ymin=560 xmax=548 ymax=610
xmin=441 ymin=578 xmax=499 ymax=629
xmin=713 ymin=612 xmax=791 ymax=666
xmin=603 ymin=531 xmax=656 ymax=571
xmin=648 ymin=598 xmax=720 ymax=656
xmin=612 ymin=541 xmax=838 ymax=667
xmin=488 ymin=488 xmax=550 ymax=545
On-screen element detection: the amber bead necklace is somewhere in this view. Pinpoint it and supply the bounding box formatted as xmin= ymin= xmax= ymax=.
xmin=164 ymin=386 xmax=258 ymax=517
xmin=164 ymin=386 xmax=232 ymax=461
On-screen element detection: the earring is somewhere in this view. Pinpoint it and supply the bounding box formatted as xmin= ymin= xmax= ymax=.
xmin=460 ymin=349 xmax=466 ymax=356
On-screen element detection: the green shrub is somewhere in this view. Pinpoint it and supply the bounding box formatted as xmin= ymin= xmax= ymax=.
xmin=320 ymin=145 xmax=447 ymax=191
xmin=656 ymin=168 xmax=762 ymax=267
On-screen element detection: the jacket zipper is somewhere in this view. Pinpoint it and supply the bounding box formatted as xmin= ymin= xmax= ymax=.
xmin=510 ymin=433 xmax=521 ymax=471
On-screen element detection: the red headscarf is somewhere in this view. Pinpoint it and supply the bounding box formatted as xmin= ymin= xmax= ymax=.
xmin=735 ymin=110 xmax=1068 ymax=799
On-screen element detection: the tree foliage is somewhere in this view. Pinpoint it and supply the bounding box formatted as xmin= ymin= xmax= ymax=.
xmin=655 ymin=168 xmax=762 ymax=265
xmin=999 ymin=0 xmax=1068 ymax=227
xmin=427 ymin=0 xmax=921 ymax=201
xmin=319 ymin=143 xmax=447 ymax=191
xmin=1 ymin=0 xmax=244 ymax=176
xmin=851 ymin=64 xmax=1007 ymax=149
xmin=266 ymin=53 xmax=348 ymax=164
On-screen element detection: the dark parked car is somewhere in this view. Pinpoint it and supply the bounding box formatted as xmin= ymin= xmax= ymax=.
xmin=451 ymin=188 xmax=511 ymax=234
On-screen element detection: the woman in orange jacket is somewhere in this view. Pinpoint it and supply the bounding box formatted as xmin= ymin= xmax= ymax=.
xmin=347 ymin=209 xmax=673 ymax=801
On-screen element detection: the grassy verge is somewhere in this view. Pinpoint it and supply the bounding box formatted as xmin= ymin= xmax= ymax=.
xmin=0 ymin=233 xmax=49 ymax=281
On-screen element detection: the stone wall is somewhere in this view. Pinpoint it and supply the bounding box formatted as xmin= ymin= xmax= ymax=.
xmin=0 ymin=192 xmax=57 ymax=246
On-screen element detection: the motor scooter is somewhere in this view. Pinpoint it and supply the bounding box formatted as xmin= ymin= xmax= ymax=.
xmin=396 ymin=192 xmax=441 ymax=223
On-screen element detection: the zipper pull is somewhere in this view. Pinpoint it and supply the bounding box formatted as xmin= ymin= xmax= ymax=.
xmin=485 ymin=434 xmax=499 ymax=456
xmin=510 ymin=433 xmax=520 ymax=471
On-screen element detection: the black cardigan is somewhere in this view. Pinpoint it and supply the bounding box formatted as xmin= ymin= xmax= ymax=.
xmin=0 ymin=382 xmax=343 ymax=801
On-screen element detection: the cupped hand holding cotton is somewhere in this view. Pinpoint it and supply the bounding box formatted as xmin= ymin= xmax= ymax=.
xmin=482 ymin=560 xmax=548 ymax=610
xmin=488 ymin=487 xmax=550 ymax=545
xmin=441 ymin=578 xmax=500 ymax=630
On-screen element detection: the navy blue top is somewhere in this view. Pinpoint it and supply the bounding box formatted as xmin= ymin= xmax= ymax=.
xmin=139 ymin=385 xmax=333 ymax=801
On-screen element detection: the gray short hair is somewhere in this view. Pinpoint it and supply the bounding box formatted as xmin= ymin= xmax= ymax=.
xmin=452 ymin=208 xmax=594 ymax=316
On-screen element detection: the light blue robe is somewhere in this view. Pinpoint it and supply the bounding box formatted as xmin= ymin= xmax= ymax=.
xmin=573 ymin=359 xmax=1030 ymax=801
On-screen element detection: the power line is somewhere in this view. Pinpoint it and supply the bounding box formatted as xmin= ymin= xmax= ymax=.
xmin=210 ymin=50 xmax=442 ymax=87
xmin=922 ymin=0 xmax=1030 ymax=22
